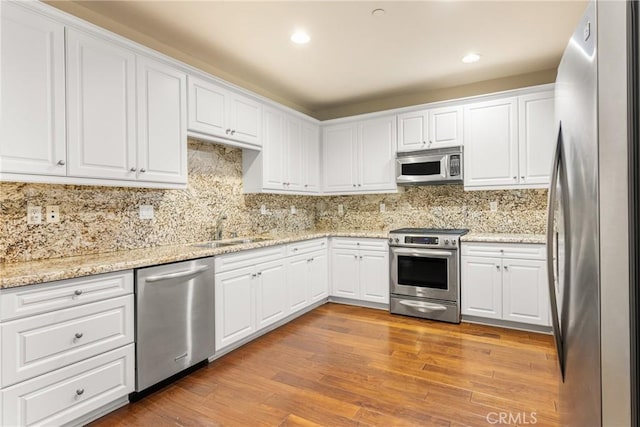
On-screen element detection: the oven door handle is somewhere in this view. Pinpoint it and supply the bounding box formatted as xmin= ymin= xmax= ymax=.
xmin=398 ymin=300 xmax=448 ymax=313
xmin=391 ymin=248 xmax=453 ymax=258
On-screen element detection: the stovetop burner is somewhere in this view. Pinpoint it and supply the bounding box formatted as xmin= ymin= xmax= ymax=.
xmin=390 ymin=228 xmax=470 ymax=236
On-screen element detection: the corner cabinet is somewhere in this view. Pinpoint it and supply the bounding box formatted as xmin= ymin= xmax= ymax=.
xmin=242 ymin=106 xmax=320 ymax=194
xmin=461 ymin=242 xmax=550 ymax=327
xmin=397 ymin=105 xmax=462 ymax=152
xmin=330 ymin=238 xmax=389 ymax=304
xmin=463 ymin=90 xmax=555 ymax=190
xmin=187 ymin=75 xmax=261 ymax=149
xmin=322 ymin=116 xmax=397 ymax=194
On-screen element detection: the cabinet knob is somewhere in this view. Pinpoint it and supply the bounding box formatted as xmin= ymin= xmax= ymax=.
xmin=225 ymin=129 xmax=231 ymax=134
xmin=130 ymin=167 xmax=137 ymax=172
xmin=353 ymin=184 xmax=356 ymax=187
xmin=74 ymin=289 xmax=83 ymax=296
xmin=251 ymin=273 xmax=257 ymax=278
xmin=521 ymin=176 xmax=525 ymax=179
xmin=422 ymin=141 xmax=426 ymax=145
xmin=75 ymin=332 xmax=83 ymax=339
xmin=358 ymin=184 xmax=362 ymax=187
xmin=257 ymin=271 xmax=262 ymax=276
xmin=496 ymin=265 xmax=500 ymax=270
xmin=513 ymin=176 xmax=517 ymax=180
xmin=139 ymin=168 xmax=146 ymax=173
xmin=504 ymin=265 xmax=509 ymax=270
xmin=354 ymin=255 xmax=358 ymax=259
xmin=231 ymin=130 xmax=236 ymax=135
xmin=57 ymin=160 xmax=66 ymax=166
xmin=304 ymin=184 xmax=308 ymax=188
xmin=359 ymin=255 xmax=363 ymax=260
xmin=76 ymin=388 xmax=84 ymax=396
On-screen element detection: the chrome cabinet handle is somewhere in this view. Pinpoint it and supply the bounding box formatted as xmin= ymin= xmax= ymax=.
xmin=130 ymin=167 xmax=137 ymax=172
xmin=225 ymin=129 xmax=231 ymax=134
xmin=231 ymin=130 xmax=236 ymax=135
xmin=174 ymin=352 xmax=188 ymax=361
xmin=75 ymin=332 xmax=83 ymax=339
xmin=57 ymin=160 xmax=66 ymax=166
xmin=76 ymin=388 xmax=84 ymax=396
xmin=74 ymin=289 xmax=83 ymax=296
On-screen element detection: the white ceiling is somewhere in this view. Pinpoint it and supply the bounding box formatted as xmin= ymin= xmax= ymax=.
xmin=64 ymin=1 xmax=587 ymax=114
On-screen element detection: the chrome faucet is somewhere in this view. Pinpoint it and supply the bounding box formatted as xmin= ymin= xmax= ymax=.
xmin=214 ymin=214 xmax=227 ymax=240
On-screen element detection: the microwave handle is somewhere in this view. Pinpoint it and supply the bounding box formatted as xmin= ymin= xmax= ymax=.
xmin=441 ymin=157 xmax=448 ymax=180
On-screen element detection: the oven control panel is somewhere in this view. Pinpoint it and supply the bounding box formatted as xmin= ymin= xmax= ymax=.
xmin=388 ymin=233 xmax=461 ymax=249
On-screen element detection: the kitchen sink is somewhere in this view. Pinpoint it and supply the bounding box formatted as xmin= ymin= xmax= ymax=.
xmin=192 ymin=237 xmax=272 ymax=249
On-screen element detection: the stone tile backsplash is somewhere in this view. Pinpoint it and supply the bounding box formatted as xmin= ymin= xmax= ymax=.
xmin=0 ymin=139 xmax=546 ymax=263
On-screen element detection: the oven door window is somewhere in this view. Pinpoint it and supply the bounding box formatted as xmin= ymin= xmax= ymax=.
xmin=401 ymin=161 xmax=441 ymax=176
xmin=397 ymin=256 xmax=448 ymax=290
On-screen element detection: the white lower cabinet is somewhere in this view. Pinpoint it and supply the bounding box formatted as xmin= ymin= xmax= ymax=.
xmin=461 ymin=243 xmax=550 ymax=326
xmin=215 ymin=241 xmax=328 ymax=352
xmin=330 ymin=238 xmax=389 ymax=304
xmin=0 ymin=271 xmax=135 ymax=427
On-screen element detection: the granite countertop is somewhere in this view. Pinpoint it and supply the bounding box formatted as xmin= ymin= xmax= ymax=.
xmin=0 ymin=230 xmax=387 ymax=289
xmin=1 ymin=230 xmax=543 ymax=289
xmin=462 ymin=233 xmax=546 ymax=244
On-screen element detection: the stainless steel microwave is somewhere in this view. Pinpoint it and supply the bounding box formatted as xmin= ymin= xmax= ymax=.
xmin=395 ymin=146 xmax=463 ymax=185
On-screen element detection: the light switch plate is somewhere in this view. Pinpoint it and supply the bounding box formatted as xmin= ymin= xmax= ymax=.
xmin=290 ymin=206 xmax=297 ymax=215
xmin=380 ymin=203 xmax=386 ymax=213
xmin=338 ymin=204 xmax=344 ymax=215
xmin=260 ymin=205 xmax=267 ymax=215
xmin=489 ymin=201 xmax=498 ymax=212
xmin=139 ymin=205 xmax=154 ymax=220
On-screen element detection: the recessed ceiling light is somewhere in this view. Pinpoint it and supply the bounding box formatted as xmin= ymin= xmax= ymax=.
xmin=290 ymin=30 xmax=310 ymax=45
xmin=372 ymin=8 xmax=386 ymax=17
xmin=462 ymin=53 xmax=481 ymax=63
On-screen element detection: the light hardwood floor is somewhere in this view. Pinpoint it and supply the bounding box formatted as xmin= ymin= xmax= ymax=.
xmin=91 ymin=303 xmax=559 ymax=426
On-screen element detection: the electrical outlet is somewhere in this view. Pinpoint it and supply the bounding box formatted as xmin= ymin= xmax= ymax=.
xmin=338 ymin=204 xmax=344 ymax=215
xmin=379 ymin=203 xmax=386 ymax=213
xmin=27 ymin=206 xmax=42 ymax=225
xmin=290 ymin=205 xmax=297 ymax=215
xmin=489 ymin=201 xmax=498 ymax=212
xmin=260 ymin=205 xmax=267 ymax=215
xmin=45 ymin=205 xmax=60 ymax=223
xmin=139 ymin=205 xmax=154 ymax=220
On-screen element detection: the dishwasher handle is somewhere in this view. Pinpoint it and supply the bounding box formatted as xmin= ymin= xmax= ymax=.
xmin=144 ymin=265 xmax=211 ymax=283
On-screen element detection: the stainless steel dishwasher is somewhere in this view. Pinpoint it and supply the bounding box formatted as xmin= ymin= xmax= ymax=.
xmin=135 ymin=257 xmax=214 ymax=392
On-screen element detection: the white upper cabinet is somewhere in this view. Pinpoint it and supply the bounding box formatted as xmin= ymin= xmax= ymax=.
xmin=322 ymin=115 xmax=396 ymax=194
xmin=243 ymin=106 xmax=320 ymax=194
xmin=137 ymin=56 xmax=188 ymax=184
xmin=187 ymin=75 xmax=261 ymax=148
xmin=464 ymin=89 xmax=555 ymax=190
xmin=464 ymin=97 xmax=519 ymax=188
xmin=66 ymin=29 xmax=137 ymax=181
xmin=0 ymin=3 xmax=66 ymax=176
xmin=518 ymin=91 xmax=555 ymax=185
xmin=397 ymin=106 xmax=462 ymax=152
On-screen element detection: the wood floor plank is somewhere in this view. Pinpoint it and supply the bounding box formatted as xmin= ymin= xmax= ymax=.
xmin=89 ymin=303 xmax=560 ymax=426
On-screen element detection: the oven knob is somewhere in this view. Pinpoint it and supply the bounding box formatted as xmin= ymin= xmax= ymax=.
xmin=388 ymin=238 xmax=393 ymax=244
xmin=452 ymin=240 xmax=457 ymax=246
xmin=444 ymin=239 xmax=450 ymax=245
xmin=395 ymin=238 xmax=399 ymax=244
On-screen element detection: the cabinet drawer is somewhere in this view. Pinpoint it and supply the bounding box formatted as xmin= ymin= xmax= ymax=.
xmin=461 ymin=242 xmax=545 ymax=260
xmin=1 ymin=295 xmax=134 ymax=387
xmin=215 ymin=245 xmax=285 ymax=273
xmin=331 ymin=238 xmax=388 ymax=251
xmin=286 ymin=238 xmax=327 ymax=256
xmin=2 ymin=344 xmax=134 ymax=427
xmin=0 ymin=271 xmax=133 ymax=321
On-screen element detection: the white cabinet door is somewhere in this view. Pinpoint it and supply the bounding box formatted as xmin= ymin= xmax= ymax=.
xmin=518 ymin=91 xmax=555 ymax=185
xmin=397 ymin=110 xmax=428 ymax=152
xmin=359 ymin=250 xmax=389 ymax=304
xmin=323 ymin=125 xmax=358 ymax=192
xmin=302 ymin=122 xmax=321 ymax=192
xmin=228 ymin=93 xmax=261 ymax=146
xmin=255 ymin=260 xmax=288 ymax=330
xmin=429 ymin=106 xmax=463 ymax=149
xmin=137 ymin=56 xmax=187 ymax=184
xmin=66 ymin=29 xmax=137 ymax=181
xmin=464 ymin=97 xmax=518 ymax=188
xmin=461 ymin=256 xmax=503 ymax=319
xmin=215 ymin=266 xmax=256 ymax=351
xmin=309 ymin=251 xmax=329 ymax=303
xmin=287 ymin=255 xmax=310 ymax=312
xmin=187 ymin=75 xmax=228 ymax=138
xmin=359 ymin=116 xmax=397 ymax=192
xmin=330 ymin=249 xmax=359 ymax=298
xmin=502 ymin=258 xmax=550 ymax=326
xmin=284 ymin=117 xmax=304 ymax=191
xmin=1 ymin=3 xmax=67 ymax=176
xmin=262 ymin=107 xmax=286 ymax=190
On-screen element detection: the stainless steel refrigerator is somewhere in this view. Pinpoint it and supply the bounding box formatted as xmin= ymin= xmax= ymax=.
xmin=547 ymin=1 xmax=635 ymax=426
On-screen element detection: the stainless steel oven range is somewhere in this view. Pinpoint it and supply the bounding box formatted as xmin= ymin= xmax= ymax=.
xmin=389 ymin=228 xmax=469 ymax=323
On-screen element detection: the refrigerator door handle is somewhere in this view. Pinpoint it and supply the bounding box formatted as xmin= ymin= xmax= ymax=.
xmin=546 ymin=123 xmax=566 ymax=380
